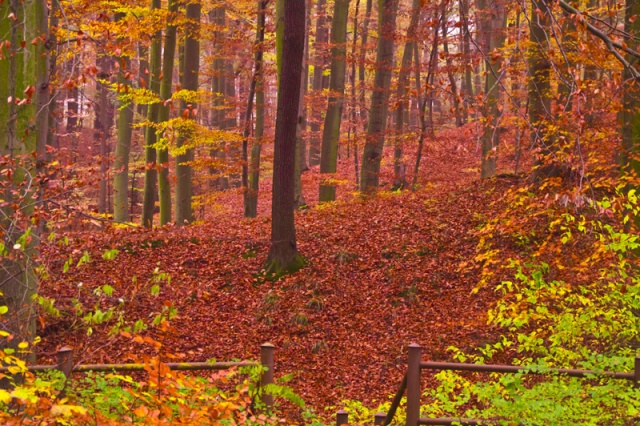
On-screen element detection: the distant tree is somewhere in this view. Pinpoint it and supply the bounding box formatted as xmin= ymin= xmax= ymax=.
xmin=308 ymin=0 xmax=329 ymax=167
xmin=393 ymin=0 xmax=421 ymax=190
xmin=266 ymin=0 xmax=306 ymax=275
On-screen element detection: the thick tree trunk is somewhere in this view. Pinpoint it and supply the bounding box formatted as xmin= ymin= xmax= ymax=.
xmin=266 ymin=0 xmax=306 ymax=276
xmin=175 ymin=0 xmax=200 ymax=225
xmin=244 ymin=0 xmax=267 ymax=218
xmin=360 ymin=0 xmax=398 ymax=193
xmin=157 ymin=0 xmax=178 ymax=225
xmin=142 ymin=0 xmax=161 ymax=227
xmin=319 ymin=0 xmax=350 ymax=202
xmin=308 ymin=0 xmax=329 ymax=167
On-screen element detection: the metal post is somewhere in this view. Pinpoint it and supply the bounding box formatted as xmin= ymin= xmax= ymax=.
xmin=374 ymin=412 xmax=386 ymax=425
xmin=634 ymin=355 xmax=640 ymax=388
xmin=406 ymin=343 xmax=422 ymax=426
xmin=336 ymin=410 xmax=349 ymax=425
xmin=260 ymin=342 xmax=275 ymax=410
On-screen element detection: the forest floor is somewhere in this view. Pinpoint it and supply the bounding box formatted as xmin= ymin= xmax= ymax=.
xmin=39 ymin=124 xmax=527 ymax=417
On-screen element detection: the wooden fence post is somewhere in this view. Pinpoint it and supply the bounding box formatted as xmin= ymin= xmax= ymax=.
xmin=336 ymin=409 xmax=349 ymax=425
xmin=634 ymin=355 xmax=640 ymax=388
xmin=56 ymin=347 xmax=73 ymax=396
xmin=260 ymin=342 xmax=275 ymax=409
xmin=406 ymin=343 xmax=422 ymax=426
xmin=374 ymin=412 xmax=386 ymax=425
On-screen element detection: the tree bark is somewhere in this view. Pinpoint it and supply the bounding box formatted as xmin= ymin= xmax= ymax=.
xmin=142 ymin=0 xmax=162 ymax=227
xmin=244 ymin=0 xmax=267 ymax=218
xmin=175 ymin=0 xmax=200 ymax=225
xmin=266 ymin=0 xmax=306 ymax=276
xmin=392 ymin=0 xmax=420 ymax=190
xmin=622 ymin=0 xmax=640 ymax=180
xmin=308 ymin=0 xmax=329 ymax=167
xmin=157 ymin=0 xmax=178 ymax=224
xmin=478 ymin=0 xmax=506 ymax=179
xmin=113 ymin=50 xmax=135 ymax=222
xmin=529 ymin=0 xmax=558 ymax=179
xmin=360 ymin=0 xmax=398 ymax=193
xmin=319 ymin=0 xmax=350 ymax=202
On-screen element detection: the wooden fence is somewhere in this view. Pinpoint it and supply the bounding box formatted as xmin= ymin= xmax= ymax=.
xmin=335 ymin=343 xmax=640 ymax=426
xmin=2 ymin=342 xmax=275 ymax=409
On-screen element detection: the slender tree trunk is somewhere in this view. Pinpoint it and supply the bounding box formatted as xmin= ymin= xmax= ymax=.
xmin=308 ymin=0 xmax=329 ymax=166
xmin=157 ymin=0 xmax=178 ymax=224
xmin=142 ymin=0 xmax=162 ymax=227
xmin=294 ymin=10 xmax=309 ymax=208
xmin=529 ymin=0 xmax=558 ymax=179
xmin=244 ymin=0 xmax=267 ymax=218
xmin=460 ymin=0 xmax=473 ymax=122
xmin=96 ymin=56 xmax=112 ymax=214
xmin=113 ymin=50 xmax=135 ymax=222
xmin=175 ymin=0 xmax=200 ymax=225
xmin=412 ymin=42 xmax=427 ymax=189
xmin=360 ymin=0 xmax=398 ymax=193
xmin=358 ymin=0 xmax=373 ymax=131
xmin=319 ymin=0 xmax=351 ymax=202
xmin=478 ymin=0 xmax=506 ymax=179
xmin=266 ymin=0 xmax=306 ymax=275
xmin=442 ymin=16 xmax=463 ymax=128
xmin=350 ymin=0 xmax=361 ymax=184
xmin=392 ymin=0 xmax=420 ymax=190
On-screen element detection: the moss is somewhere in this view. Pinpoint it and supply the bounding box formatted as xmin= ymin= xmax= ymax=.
xmin=263 ymin=254 xmax=306 ymax=281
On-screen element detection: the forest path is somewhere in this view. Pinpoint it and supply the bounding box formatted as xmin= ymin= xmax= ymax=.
xmin=41 ymin=129 xmax=519 ymax=415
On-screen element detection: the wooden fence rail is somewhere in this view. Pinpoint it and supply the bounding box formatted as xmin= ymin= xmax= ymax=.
xmin=336 ymin=343 xmax=640 ymax=425
xmin=3 ymin=342 xmax=275 ymax=410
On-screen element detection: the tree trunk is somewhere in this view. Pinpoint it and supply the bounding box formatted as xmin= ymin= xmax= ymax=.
xmin=360 ymin=0 xmax=398 ymax=193
xmin=319 ymin=0 xmax=350 ymax=202
xmin=244 ymin=0 xmax=267 ymax=218
xmin=529 ymin=0 xmax=558 ymax=179
xmin=0 ymin=0 xmax=48 ymax=361
xmin=442 ymin=15 xmax=463 ymax=128
xmin=622 ymin=0 xmax=640 ymax=180
xmin=460 ymin=0 xmax=473 ymax=123
xmin=113 ymin=51 xmax=135 ymax=222
xmin=308 ymin=0 xmax=329 ymax=167
xmin=142 ymin=0 xmax=162 ymax=227
xmin=175 ymin=0 xmax=200 ymax=225
xmin=358 ymin=0 xmax=373 ymax=131
xmin=294 ymin=8 xmax=309 ymax=209
xmin=392 ymin=0 xmax=420 ymax=191
xmin=478 ymin=0 xmax=506 ymax=179
xmin=157 ymin=0 xmax=178 ymax=225
xmin=266 ymin=0 xmax=306 ymax=276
